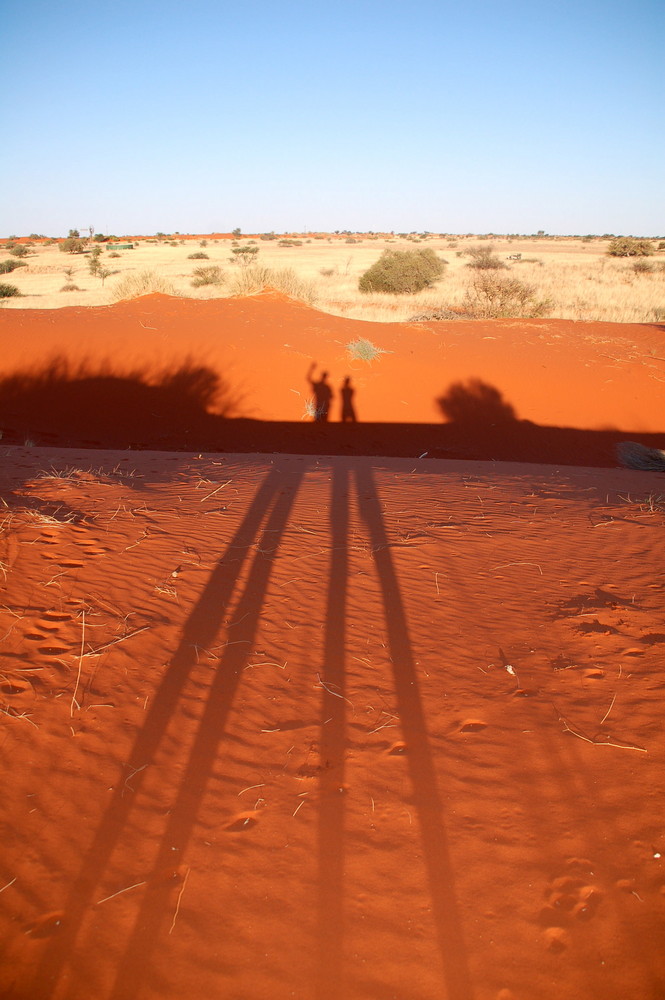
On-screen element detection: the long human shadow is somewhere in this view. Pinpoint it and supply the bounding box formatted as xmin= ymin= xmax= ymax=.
xmin=316 ymin=464 xmax=349 ymax=998
xmin=30 ymin=464 xmax=303 ymax=999
xmin=354 ymin=464 xmax=475 ymax=1000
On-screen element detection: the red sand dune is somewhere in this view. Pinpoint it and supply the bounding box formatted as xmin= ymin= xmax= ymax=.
xmin=0 ymin=294 xmax=664 ymax=1000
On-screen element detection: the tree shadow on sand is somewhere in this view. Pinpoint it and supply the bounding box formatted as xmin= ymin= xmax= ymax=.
xmin=437 ymin=378 xmax=517 ymax=427
xmin=0 ymin=357 xmax=247 ymax=451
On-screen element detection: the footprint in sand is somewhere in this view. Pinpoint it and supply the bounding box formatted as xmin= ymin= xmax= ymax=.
xmin=538 ymin=872 xmax=603 ymax=939
xmin=459 ymin=719 xmax=488 ymax=733
xmin=224 ymin=812 xmax=259 ymax=832
xmin=0 ymin=677 xmax=33 ymax=696
xmin=38 ymin=645 xmax=70 ymax=657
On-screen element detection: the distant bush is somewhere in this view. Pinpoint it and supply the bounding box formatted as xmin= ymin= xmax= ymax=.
xmin=9 ymin=245 xmax=30 ymax=258
xmin=60 ymin=283 xmax=82 ymax=292
xmin=191 ymin=266 xmax=224 ymax=287
xmin=465 ymin=246 xmax=507 ymax=270
xmin=0 ymin=259 xmax=27 ymax=274
xmin=278 ymin=239 xmax=302 ymax=247
xmin=632 ymin=259 xmax=654 ymax=274
xmin=0 ymin=283 xmax=21 ymax=298
xmin=358 ymin=248 xmax=445 ymax=295
xmin=59 ymin=237 xmax=85 ymax=254
xmin=229 ymin=245 xmax=259 ymax=266
xmin=108 ymin=252 xmax=121 ymax=258
xmin=464 ymin=272 xmax=551 ymax=319
xmin=607 ymin=237 xmax=654 ymax=257
xmin=319 ymin=267 xmax=336 ymax=277
xmin=111 ymin=270 xmax=177 ymax=300
xmin=188 ymin=251 xmax=209 ymax=259
xmin=260 ymin=233 xmax=277 ymax=240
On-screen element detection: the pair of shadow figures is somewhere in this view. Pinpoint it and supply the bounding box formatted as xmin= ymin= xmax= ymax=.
xmin=307 ymin=363 xmax=357 ymax=423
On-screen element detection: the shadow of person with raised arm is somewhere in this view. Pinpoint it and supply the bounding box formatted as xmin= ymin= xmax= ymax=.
xmin=307 ymin=362 xmax=333 ymax=422
xmin=340 ymin=376 xmax=357 ymax=423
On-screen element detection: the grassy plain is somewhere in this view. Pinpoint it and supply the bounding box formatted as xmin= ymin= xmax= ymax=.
xmin=2 ymin=234 xmax=664 ymax=324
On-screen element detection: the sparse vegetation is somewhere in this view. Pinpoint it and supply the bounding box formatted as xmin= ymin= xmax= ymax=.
xmin=9 ymin=245 xmax=31 ymax=258
xmin=60 ymin=283 xmax=82 ymax=292
xmin=111 ymin=270 xmax=177 ymax=300
xmin=228 ymin=265 xmax=316 ymax=304
xmin=0 ymin=283 xmax=21 ymax=298
xmin=188 ymin=251 xmax=209 ymax=259
xmin=359 ymin=248 xmax=445 ymax=294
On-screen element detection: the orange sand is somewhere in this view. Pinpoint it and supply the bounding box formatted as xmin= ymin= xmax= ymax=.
xmin=0 ymin=294 xmax=664 ymax=1000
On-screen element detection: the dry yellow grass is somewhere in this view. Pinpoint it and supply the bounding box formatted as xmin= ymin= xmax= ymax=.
xmin=2 ymin=235 xmax=664 ymax=323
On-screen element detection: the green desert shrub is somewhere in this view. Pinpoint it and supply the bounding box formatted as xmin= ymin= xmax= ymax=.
xmin=358 ymin=248 xmax=445 ymax=294
xmin=464 ymin=272 xmax=551 ymax=319
xmin=111 ymin=270 xmax=177 ymax=300
xmin=0 ymin=283 xmax=21 ymax=298
xmin=0 ymin=259 xmax=27 ymax=274
xmin=188 ymin=251 xmax=209 ymax=259
xmin=191 ymin=265 xmax=224 ymax=287
xmin=9 ymin=245 xmax=30 ymax=258
xmin=607 ymin=237 xmax=654 ymax=257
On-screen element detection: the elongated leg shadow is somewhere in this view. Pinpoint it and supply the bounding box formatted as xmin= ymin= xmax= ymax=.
xmin=355 ymin=465 xmax=474 ymax=1000
xmin=31 ymin=466 xmax=303 ymax=1000
xmin=317 ymin=463 xmax=349 ymax=999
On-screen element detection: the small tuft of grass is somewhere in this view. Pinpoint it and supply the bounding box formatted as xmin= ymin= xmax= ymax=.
xmin=346 ymin=337 xmax=390 ymax=362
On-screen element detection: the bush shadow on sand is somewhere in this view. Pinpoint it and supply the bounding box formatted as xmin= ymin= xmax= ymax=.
xmin=1 ymin=364 xmax=663 ymax=468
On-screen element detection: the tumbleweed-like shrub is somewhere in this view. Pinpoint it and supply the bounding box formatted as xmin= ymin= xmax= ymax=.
xmin=464 ymin=272 xmax=552 ymax=319
xmin=191 ymin=266 xmax=224 ymax=287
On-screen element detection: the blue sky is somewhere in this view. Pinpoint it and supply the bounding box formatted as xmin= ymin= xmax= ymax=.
xmin=2 ymin=0 xmax=663 ymax=236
